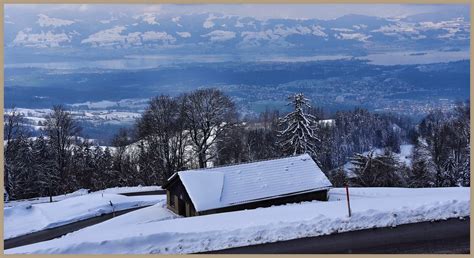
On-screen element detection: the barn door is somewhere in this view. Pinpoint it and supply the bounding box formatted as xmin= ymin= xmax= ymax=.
xmin=177 ymin=198 xmax=186 ymax=216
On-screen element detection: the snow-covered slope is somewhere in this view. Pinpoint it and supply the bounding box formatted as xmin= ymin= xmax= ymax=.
xmin=6 ymin=187 xmax=469 ymax=254
xmin=5 ymin=185 xmax=162 ymax=208
xmin=93 ymin=185 xmax=162 ymax=194
xmin=4 ymin=193 xmax=164 ymax=239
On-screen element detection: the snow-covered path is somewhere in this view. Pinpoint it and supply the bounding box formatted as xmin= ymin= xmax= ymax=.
xmin=5 ymin=187 xmax=469 ymax=254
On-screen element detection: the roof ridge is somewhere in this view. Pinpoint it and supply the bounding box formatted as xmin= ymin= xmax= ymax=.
xmin=181 ymin=153 xmax=311 ymax=173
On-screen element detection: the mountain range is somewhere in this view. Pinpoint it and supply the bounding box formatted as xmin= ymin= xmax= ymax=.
xmin=5 ymin=8 xmax=470 ymax=63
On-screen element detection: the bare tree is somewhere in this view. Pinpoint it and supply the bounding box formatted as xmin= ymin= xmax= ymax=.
xmin=43 ymin=105 xmax=81 ymax=196
xmin=183 ymin=89 xmax=238 ymax=168
xmin=137 ymin=95 xmax=188 ymax=182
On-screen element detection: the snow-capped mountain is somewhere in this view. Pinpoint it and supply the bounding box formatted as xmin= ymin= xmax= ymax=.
xmin=5 ymin=7 xmax=470 ymax=63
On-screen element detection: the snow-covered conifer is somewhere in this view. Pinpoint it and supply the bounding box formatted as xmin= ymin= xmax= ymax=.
xmin=278 ymin=93 xmax=320 ymax=157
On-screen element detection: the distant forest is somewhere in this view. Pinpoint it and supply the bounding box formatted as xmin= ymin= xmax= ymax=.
xmin=4 ymin=88 xmax=470 ymax=200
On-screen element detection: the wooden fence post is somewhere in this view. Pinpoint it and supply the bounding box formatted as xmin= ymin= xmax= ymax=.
xmin=345 ymin=184 xmax=351 ymax=217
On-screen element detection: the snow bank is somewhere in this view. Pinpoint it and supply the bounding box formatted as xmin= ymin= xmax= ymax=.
xmin=6 ymin=187 xmax=469 ymax=254
xmin=93 ymin=185 xmax=162 ymax=194
xmin=4 ymin=193 xmax=164 ymax=239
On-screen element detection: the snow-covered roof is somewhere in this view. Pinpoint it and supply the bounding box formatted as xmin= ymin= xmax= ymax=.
xmin=172 ymin=154 xmax=332 ymax=212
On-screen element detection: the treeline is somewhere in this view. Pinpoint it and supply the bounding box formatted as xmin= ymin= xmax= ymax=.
xmin=4 ymin=89 xmax=470 ymax=200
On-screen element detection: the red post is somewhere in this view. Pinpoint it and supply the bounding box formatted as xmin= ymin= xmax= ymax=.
xmin=345 ymin=184 xmax=351 ymax=217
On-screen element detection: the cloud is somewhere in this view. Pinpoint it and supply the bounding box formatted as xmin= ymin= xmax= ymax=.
xmin=241 ymin=30 xmax=278 ymax=45
xmin=331 ymin=28 xmax=354 ymax=32
xmin=142 ymin=31 xmax=176 ymax=43
xmin=37 ymin=14 xmax=75 ymax=28
xmin=241 ymin=24 xmax=325 ymax=47
xmin=334 ymin=32 xmax=371 ymax=42
xmin=311 ymin=25 xmax=328 ymax=37
xmin=134 ymin=13 xmax=160 ymax=25
xmin=171 ymin=16 xmax=182 ymax=27
xmin=125 ymin=32 xmax=142 ymax=45
xmin=353 ymin=24 xmax=368 ymax=30
xmin=81 ymin=26 xmax=178 ymax=47
xmin=372 ymin=18 xmax=468 ymax=40
xmin=13 ymin=29 xmax=71 ymax=47
xmin=99 ymin=17 xmax=118 ymax=24
xmin=176 ymin=31 xmax=191 ymax=38
xmin=202 ymin=30 xmax=236 ymax=42
xmin=273 ymin=24 xmax=312 ymax=37
xmin=203 ymin=14 xmax=217 ymax=29
xmin=81 ymin=26 xmax=128 ymax=47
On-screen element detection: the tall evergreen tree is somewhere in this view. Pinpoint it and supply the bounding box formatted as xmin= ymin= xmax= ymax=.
xmin=278 ymin=93 xmax=320 ymax=157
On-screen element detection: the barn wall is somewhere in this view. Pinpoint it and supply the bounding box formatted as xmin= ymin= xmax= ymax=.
xmin=199 ymin=189 xmax=329 ymax=216
xmin=165 ymin=177 xmax=197 ymax=217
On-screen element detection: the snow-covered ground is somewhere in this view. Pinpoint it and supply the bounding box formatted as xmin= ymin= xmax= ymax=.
xmin=4 ymin=185 xmax=162 ymax=208
xmin=6 ymin=187 xmax=469 ymax=254
xmin=4 ymin=192 xmax=165 ymax=239
xmin=93 ymin=185 xmax=162 ymax=194
xmin=4 ymin=189 xmax=90 ymax=208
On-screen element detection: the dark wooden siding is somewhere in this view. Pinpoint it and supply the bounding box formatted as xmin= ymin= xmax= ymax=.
xmin=165 ymin=177 xmax=197 ymax=216
xmin=198 ymin=189 xmax=329 ymax=216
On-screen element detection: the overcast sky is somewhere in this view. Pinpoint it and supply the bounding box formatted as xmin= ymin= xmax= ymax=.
xmin=6 ymin=4 xmax=469 ymax=20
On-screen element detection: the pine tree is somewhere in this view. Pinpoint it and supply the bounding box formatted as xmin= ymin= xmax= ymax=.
xmin=409 ymin=138 xmax=435 ymax=187
xmin=278 ymin=93 xmax=320 ymax=157
xmin=31 ymin=136 xmax=55 ymax=198
xmin=350 ymin=150 xmax=405 ymax=187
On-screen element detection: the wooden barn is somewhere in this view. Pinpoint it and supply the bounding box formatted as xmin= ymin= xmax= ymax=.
xmin=162 ymin=154 xmax=333 ymax=217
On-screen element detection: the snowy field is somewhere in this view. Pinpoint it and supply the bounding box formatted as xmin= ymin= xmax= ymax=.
xmin=6 ymin=187 xmax=469 ymax=254
xmin=4 ymin=185 xmax=162 ymax=208
xmin=4 ymin=191 xmax=165 ymax=239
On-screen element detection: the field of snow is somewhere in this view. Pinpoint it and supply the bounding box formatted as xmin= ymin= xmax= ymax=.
xmin=4 ymin=189 xmax=90 ymax=208
xmin=5 ymin=186 xmax=162 ymax=208
xmin=6 ymin=187 xmax=469 ymax=254
xmin=93 ymin=185 xmax=162 ymax=194
xmin=4 ymin=107 xmax=143 ymax=131
xmin=4 ymin=192 xmax=165 ymax=239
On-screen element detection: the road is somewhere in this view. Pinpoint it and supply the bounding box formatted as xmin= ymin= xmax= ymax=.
xmin=205 ymin=217 xmax=470 ymax=254
xmin=4 ymin=206 xmax=149 ymax=250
